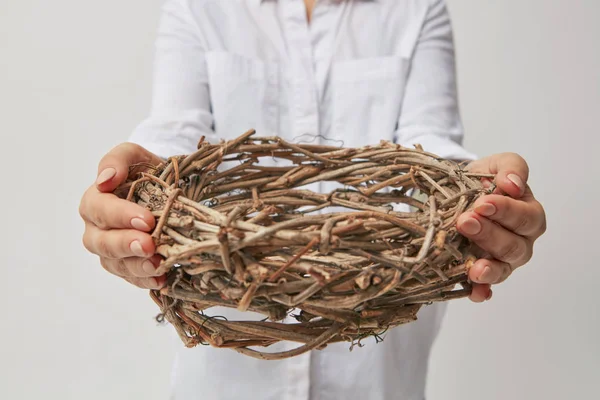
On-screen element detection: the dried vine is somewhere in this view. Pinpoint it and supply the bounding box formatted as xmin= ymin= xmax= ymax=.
xmin=119 ymin=129 xmax=494 ymax=360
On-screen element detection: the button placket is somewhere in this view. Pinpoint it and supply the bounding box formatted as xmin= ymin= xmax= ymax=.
xmin=283 ymin=1 xmax=320 ymax=140
xmin=279 ymin=5 xmax=320 ymax=400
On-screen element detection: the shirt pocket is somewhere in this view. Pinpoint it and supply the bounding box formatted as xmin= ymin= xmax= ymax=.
xmin=330 ymin=55 xmax=409 ymax=147
xmin=205 ymin=51 xmax=279 ymax=140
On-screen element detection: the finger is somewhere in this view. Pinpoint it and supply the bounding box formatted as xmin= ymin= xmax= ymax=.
xmin=123 ymin=275 xmax=167 ymax=290
xmin=82 ymin=223 xmax=155 ymax=259
xmin=457 ymin=212 xmax=532 ymax=267
xmin=468 ymin=283 xmax=492 ymax=303
xmin=472 ymin=194 xmax=547 ymax=238
xmin=100 ymin=255 xmax=163 ymax=278
xmin=467 ymin=153 xmax=529 ymax=198
xmin=469 ymin=258 xmax=513 ymax=285
xmin=96 ymin=142 xmax=163 ymax=192
xmin=79 ymin=186 xmax=156 ymax=231
xmin=481 ymin=178 xmax=493 ymax=189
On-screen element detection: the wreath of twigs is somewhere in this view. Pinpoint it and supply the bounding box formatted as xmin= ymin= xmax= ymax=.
xmin=119 ymin=129 xmax=494 ymax=360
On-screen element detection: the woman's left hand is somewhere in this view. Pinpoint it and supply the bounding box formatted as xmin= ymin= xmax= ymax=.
xmin=457 ymin=153 xmax=547 ymax=302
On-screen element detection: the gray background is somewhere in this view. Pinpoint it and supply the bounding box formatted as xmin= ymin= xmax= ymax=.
xmin=1 ymin=1 xmax=598 ymax=399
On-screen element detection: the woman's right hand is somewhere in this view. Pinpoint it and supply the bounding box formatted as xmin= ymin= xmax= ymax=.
xmin=79 ymin=143 xmax=167 ymax=289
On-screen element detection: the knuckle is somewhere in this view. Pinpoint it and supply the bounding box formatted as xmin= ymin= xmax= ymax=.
xmin=145 ymin=278 xmax=160 ymax=289
xmin=139 ymin=278 xmax=152 ymax=289
xmin=133 ymin=278 xmax=147 ymax=289
xmin=116 ymin=142 xmax=144 ymax=162
xmin=514 ymin=214 xmax=530 ymax=234
xmin=474 ymin=221 xmax=491 ymax=242
xmin=78 ymin=188 xmax=93 ymax=220
xmin=92 ymin=209 xmax=108 ymax=230
xmin=82 ymin=233 xmax=93 ymax=253
xmin=123 ymin=277 xmax=143 ymax=288
xmin=114 ymin=258 xmax=130 ymax=277
xmin=508 ymin=152 xmax=529 ymax=171
xmin=497 ymin=239 xmax=526 ymax=263
xmin=535 ymin=203 xmax=547 ymax=236
xmin=118 ymin=141 xmax=137 ymax=153
xmin=538 ymin=218 xmax=547 ymax=236
xmin=100 ymin=143 xmax=129 ymax=170
xmin=132 ymin=277 xmax=155 ymax=289
xmin=492 ymin=196 xmax=508 ymax=219
xmin=97 ymin=238 xmax=116 ymax=259
xmin=78 ymin=199 xmax=86 ymax=220
xmin=129 ymin=259 xmax=147 ymax=278
xmin=496 ymin=262 xmax=513 ymax=283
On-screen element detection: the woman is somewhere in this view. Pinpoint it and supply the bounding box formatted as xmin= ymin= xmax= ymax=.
xmin=79 ymin=1 xmax=547 ymax=399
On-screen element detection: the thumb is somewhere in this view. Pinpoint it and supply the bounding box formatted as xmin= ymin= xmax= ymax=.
xmin=95 ymin=142 xmax=162 ymax=193
xmin=467 ymin=152 xmax=529 ymax=198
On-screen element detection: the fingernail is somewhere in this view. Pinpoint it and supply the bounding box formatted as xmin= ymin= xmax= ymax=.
xmin=96 ymin=168 xmax=116 ymax=185
xmin=475 ymin=203 xmax=496 ymax=217
xmin=131 ymin=218 xmax=151 ymax=231
xmin=486 ymin=288 xmax=494 ymax=301
xmin=507 ymin=174 xmax=525 ymax=195
xmin=130 ymin=240 xmax=147 ymax=257
xmin=142 ymin=260 xmax=157 ymax=276
xmin=477 ymin=265 xmax=492 ymax=283
xmin=460 ymin=218 xmax=482 ymax=235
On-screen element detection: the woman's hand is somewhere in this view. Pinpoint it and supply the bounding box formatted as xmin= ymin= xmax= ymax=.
xmin=79 ymin=143 xmax=167 ymax=289
xmin=457 ymin=153 xmax=547 ymax=302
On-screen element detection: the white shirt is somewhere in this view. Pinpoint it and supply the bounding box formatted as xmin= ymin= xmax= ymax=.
xmin=128 ymin=1 xmax=477 ymax=399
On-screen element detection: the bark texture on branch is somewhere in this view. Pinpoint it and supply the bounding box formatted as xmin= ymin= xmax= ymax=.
xmin=120 ymin=129 xmax=493 ymax=360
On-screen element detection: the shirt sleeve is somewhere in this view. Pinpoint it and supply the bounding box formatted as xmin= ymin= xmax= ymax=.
xmin=127 ymin=0 xmax=216 ymax=159
xmin=394 ymin=0 xmax=478 ymax=162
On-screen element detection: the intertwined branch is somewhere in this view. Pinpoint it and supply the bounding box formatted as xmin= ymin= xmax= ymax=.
xmin=120 ymin=129 xmax=493 ymax=360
